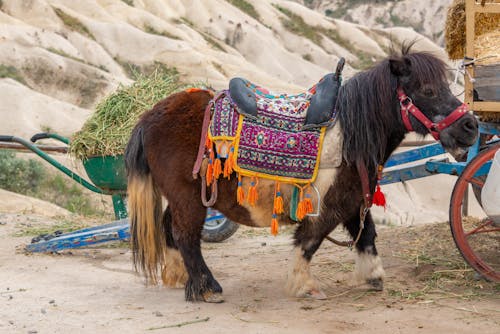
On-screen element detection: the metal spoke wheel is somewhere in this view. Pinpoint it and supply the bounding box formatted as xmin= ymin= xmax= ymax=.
xmin=202 ymin=208 xmax=239 ymax=243
xmin=449 ymin=144 xmax=500 ymax=282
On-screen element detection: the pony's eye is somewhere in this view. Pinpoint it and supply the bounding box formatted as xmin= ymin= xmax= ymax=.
xmin=423 ymin=88 xmax=435 ymax=97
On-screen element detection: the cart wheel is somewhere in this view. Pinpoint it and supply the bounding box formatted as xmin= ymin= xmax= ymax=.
xmin=202 ymin=209 xmax=239 ymax=243
xmin=449 ymin=144 xmax=500 ymax=282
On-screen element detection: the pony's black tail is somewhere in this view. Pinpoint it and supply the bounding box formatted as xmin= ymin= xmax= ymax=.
xmin=125 ymin=123 xmax=166 ymax=284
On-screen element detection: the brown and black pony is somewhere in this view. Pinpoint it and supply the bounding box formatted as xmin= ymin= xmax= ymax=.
xmin=125 ymin=45 xmax=478 ymax=302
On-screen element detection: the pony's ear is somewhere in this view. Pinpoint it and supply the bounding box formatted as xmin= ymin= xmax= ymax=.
xmin=389 ymin=58 xmax=411 ymax=77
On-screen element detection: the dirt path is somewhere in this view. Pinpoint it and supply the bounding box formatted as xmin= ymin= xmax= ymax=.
xmin=0 ymin=213 xmax=498 ymax=333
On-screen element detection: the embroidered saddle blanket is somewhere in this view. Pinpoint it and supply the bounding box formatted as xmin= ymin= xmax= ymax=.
xmin=209 ymin=89 xmax=330 ymax=183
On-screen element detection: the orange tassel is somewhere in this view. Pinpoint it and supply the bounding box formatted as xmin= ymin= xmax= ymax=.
xmin=237 ymin=174 xmax=245 ymax=204
xmin=296 ymin=201 xmax=306 ymax=220
xmin=271 ymin=214 xmax=279 ymax=236
xmin=206 ymin=162 xmax=213 ymax=186
xmin=295 ymin=186 xmax=313 ymax=221
xmin=213 ymin=142 xmax=222 ymax=180
xmin=296 ymin=187 xmax=305 ymax=220
xmin=373 ymin=185 xmax=386 ymax=209
xmin=223 ymin=145 xmax=234 ymax=179
xmin=206 ymin=148 xmax=215 ymax=185
xmin=247 ymin=178 xmax=258 ymax=206
xmin=213 ymin=155 xmax=222 ymax=180
xmin=303 ymin=196 xmax=313 ymax=215
xmin=273 ymin=182 xmax=284 ymax=214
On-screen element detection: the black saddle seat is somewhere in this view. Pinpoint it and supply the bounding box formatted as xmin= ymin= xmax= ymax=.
xmin=229 ymin=58 xmax=345 ymax=129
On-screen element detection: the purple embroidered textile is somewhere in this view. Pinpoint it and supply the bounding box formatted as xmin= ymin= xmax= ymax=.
xmin=208 ymin=91 xmax=324 ymax=182
xmin=209 ymin=91 xmax=239 ymax=139
xmin=236 ymin=95 xmax=322 ymax=181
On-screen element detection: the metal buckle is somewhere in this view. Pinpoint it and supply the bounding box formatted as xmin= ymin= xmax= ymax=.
xmin=399 ymin=96 xmax=412 ymax=109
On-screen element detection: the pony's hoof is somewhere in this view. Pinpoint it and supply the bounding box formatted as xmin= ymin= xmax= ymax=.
xmin=305 ymin=289 xmax=327 ymax=300
xmin=202 ymin=292 xmax=224 ymax=303
xmin=367 ymin=278 xmax=383 ymax=291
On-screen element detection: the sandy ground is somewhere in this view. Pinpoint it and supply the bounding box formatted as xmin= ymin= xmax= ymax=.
xmin=0 ymin=213 xmax=498 ymax=334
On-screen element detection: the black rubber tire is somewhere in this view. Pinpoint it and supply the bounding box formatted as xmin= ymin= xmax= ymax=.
xmin=201 ymin=215 xmax=239 ymax=243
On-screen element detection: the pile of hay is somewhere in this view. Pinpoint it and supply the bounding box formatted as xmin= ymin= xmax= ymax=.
xmin=445 ymin=0 xmax=500 ymax=61
xmin=474 ymin=30 xmax=500 ymax=64
xmin=69 ymin=68 xmax=191 ymax=160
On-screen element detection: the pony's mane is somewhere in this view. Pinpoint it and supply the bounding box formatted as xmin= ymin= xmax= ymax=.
xmin=337 ymin=43 xmax=448 ymax=170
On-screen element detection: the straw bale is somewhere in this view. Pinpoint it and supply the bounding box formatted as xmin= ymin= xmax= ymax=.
xmin=445 ymin=0 xmax=500 ymax=60
xmin=474 ymin=30 xmax=500 ymax=64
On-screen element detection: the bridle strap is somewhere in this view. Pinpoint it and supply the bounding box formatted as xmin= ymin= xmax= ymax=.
xmin=356 ymin=159 xmax=372 ymax=209
xmin=396 ymin=87 xmax=468 ymax=140
xmin=192 ymin=90 xmax=223 ymax=179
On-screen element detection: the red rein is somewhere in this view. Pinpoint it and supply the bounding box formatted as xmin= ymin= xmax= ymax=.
xmin=396 ymin=87 xmax=469 ymax=140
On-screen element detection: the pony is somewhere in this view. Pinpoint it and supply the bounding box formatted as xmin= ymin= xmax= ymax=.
xmin=125 ymin=44 xmax=478 ymax=302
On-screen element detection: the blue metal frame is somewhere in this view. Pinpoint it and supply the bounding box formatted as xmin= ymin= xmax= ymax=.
xmin=382 ymin=122 xmax=500 ymax=185
xmin=26 ymin=209 xmax=226 ymax=253
xmin=25 ymin=219 xmax=130 ymax=253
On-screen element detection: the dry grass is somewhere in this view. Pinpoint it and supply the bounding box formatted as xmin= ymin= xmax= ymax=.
xmin=389 ymin=220 xmax=499 ymax=300
xmin=69 ymin=66 xmax=191 ymax=160
xmin=311 ymin=220 xmax=499 ymax=304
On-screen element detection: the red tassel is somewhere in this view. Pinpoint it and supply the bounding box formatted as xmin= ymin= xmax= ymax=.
xmin=373 ymin=184 xmax=386 ymax=209
xmin=373 ymin=165 xmax=386 ymax=210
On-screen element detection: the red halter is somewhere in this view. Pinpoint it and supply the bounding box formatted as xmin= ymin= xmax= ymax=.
xmin=396 ymin=87 xmax=469 ymax=140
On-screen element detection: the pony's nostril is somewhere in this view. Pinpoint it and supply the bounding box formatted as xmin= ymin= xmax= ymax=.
xmin=462 ymin=119 xmax=477 ymax=133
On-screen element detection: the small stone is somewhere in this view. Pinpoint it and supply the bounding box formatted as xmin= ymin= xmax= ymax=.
xmin=49 ymin=300 xmax=55 ymax=304
xmin=261 ymin=242 xmax=266 ymax=246
xmin=8 ymin=295 xmax=13 ymax=300
xmin=9 ymin=320 xmax=14 ymax=325
xmin=153 ymin=311 xmax=163 ymax=317
xmin=41 ymin=309 xmax=46 ymax=314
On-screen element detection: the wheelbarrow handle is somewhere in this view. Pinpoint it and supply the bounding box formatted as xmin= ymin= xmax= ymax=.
xmin=0 ymin=135 xmax=14 ymax=142
xmin=30 ymin=133 xmax=70 ymax=145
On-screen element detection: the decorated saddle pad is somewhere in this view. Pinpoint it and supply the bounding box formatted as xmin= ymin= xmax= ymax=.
xmin=208 ymin=91 xmax=326 ymax=184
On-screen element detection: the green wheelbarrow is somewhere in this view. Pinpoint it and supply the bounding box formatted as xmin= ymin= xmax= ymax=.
xmin=0 ymin=133 xmax=238 ymax=250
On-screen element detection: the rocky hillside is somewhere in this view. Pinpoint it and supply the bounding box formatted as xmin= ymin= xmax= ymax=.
xmin=299 ymin=0 xmax=452 ymax=46
xmin=0 ymin=0 xmax=467 ymax=225
xmin=0 ymin=0 xmax=446 ymax=138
